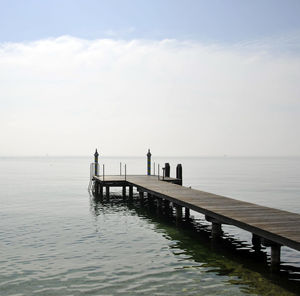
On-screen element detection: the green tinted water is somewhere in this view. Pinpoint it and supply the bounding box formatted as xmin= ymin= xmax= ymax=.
xmin=0 ymin=157 xmax=299 ymax=295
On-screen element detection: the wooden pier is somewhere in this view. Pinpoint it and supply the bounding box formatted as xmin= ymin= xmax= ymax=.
xmin=90 ymin=150 xmax=300 ymax=271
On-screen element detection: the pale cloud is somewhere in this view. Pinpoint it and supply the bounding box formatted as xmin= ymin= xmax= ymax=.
xmin=0 ymin=36 xmax=299 ymax=156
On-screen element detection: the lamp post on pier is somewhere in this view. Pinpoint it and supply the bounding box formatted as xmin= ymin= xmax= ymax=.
xmin=94 ymin=149 xmax=99 ymax=176
xmin=147 ymin=149 xmax=152 ymax=175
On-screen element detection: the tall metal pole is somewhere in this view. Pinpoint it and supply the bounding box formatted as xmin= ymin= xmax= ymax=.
xmin=147 ymin=149 xmax=152 ymax=175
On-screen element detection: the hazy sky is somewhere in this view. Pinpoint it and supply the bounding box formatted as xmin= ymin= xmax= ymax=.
xmin=1 ymin=0 xmax=300 ymax=156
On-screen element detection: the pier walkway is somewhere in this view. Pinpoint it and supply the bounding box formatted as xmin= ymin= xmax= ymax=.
xmin=93 ymin=174 xmax=300 ymax=270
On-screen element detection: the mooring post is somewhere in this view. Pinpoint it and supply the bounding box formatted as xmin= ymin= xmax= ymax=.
xmin=122 ymin=186 xmax=126 ymax=198
xmin=125 ymin=164 xmax=127 ymax=181
xmin=165 ymin=163 xmax=170 ymax=178
xmin=147 ymin=149 xmax=151 ymax=175
xmin=94 ymin=149 xmax=99 ymax=176
xmin=176 ymin=164 xmax=182 ymax=185
xmin=106 ymin=186 xmax=110 ymax=198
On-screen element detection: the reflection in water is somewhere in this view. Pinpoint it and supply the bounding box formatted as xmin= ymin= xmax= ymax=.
xmin=90 ymin=193 xmax=300 ymax=296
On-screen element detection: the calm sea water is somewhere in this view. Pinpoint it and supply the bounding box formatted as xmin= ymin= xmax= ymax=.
xmin=0 ymin=156 xmax=299 ymax=296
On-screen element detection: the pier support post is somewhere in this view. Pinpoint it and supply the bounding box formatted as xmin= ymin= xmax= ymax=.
xmin=122 ymin=186 xmax=126 ymax=198
xmin=94 ymin=182 xmax=98 ymax=195
xmin=106 ymin=186 xmax=110 ymax=198
xmin=163 ymin=199 xmax=171 ymax=215
xmin=185 ymin=208 xmax=190 ymax=219
xmin=147 ymin=193 xmax=154 ymax=206
xmin=211 ymin=222 xmax=222 ymax=238
xmin=129 ymin=186 xmax=133 ymax=199
xmin=156 ymin=198 xmax=163 ymax=214
xmin=99 ymin=185 xmax=103 ymax=198
xmin=139 ymin=191 xmax=144 ymax=201
xmin=157 ymin=198 xmax=162 ymax=208
xmin=175 ymin=204 xmax=182 ymax=219
xmin=164 ymin=199 xmax=170 ymax=208
xmin=252 ymin=233 xmax=261 ymax=251
xmin=261 ymin=238 xmax=282 ymax=271
xmin=271 ymin=244 xmax=281 ymax=272
xmin=205 ymin=215 xmax=222 ymax=239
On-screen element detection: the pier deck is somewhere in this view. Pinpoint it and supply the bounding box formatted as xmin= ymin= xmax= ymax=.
xmin=93 ymin=174 xmax=300 ymax=269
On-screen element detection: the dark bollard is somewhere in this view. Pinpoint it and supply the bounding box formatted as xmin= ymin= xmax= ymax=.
xmin=165 ymin=163 xmax=170 ymax=178
xmin=176 ymin=164 xmax=183 ymax=185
